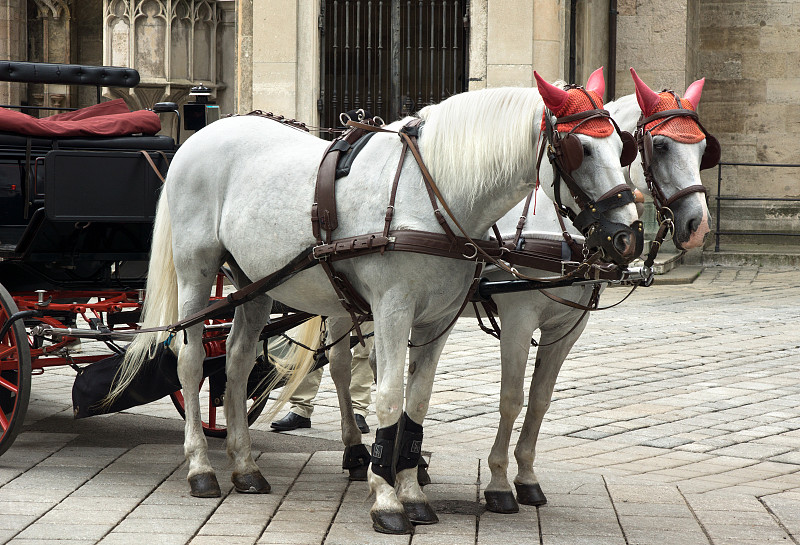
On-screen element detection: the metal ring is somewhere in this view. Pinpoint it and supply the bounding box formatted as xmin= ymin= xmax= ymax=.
xmin=356 ymin=108 xmax=365 ymax=121
xmin=462 ymin=243 xmax=478 ymax=260
xmin=374 ymin=116 xmax=386 ymax=126
xmin=657 ymin=206 xmax=675 ymax=226
xmin=339 ymin=112 xmax=351 ymax=125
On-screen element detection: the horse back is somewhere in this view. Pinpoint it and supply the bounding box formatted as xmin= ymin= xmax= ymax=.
xmin=164 ymin=116 xmax=330 ymax=280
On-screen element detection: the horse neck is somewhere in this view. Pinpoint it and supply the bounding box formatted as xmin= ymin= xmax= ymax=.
xmin=419 ymin=97 xmax=544 ymax=237
xmin=493 ymin=191 xmax=579 ymax=240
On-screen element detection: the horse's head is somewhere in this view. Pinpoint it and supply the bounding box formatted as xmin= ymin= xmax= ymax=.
xmin=629 ymin=68 xmax=719 ymax=250
xmin=535 ymin=68 xmax=641 ymax=267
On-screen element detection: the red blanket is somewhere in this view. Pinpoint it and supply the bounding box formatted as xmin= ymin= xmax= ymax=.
xmin=0 ymin=99 xmax=161 ymax=137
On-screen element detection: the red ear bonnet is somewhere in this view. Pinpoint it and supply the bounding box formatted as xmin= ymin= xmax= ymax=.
xmin=683 ymin=78 xmax=705 ymax=109
xmin=536 ymin=68 xmax=613 ymax=137
xmin=534 ymin=71 xmax=569 ymax=113
xmin=630 ymin=68 xmax=705 ymax=144
xmin=585 ymin=67 xmax=605 ymax=99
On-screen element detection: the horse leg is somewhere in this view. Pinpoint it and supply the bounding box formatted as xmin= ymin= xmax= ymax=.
xmin=328 ymin=317 xmax=370 ymax=481
xmin=368 ymin=309 xmax=414 ymax=535
xmin=393 ymin=318 xmax=452 ymax=526
xmin=513 ymin=310 xmax=589 ymax=506
xmin=224 ymin=297 xmax=272 ymax=493
xmin=176 ymin=276 xmax=222 ymax=498
xmin=484 ymin=302 xmax=538 ymax=514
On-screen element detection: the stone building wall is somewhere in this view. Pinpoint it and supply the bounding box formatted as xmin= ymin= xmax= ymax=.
xmin=3 ymin=0 xmax=799 ymax=244
xmin=616 ymin=0 xmax=693 ymax=97
xmin=697 ymin=1 xmax=799 ymax=241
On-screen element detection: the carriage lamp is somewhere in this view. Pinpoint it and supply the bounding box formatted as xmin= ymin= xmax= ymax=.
xmin=184 ymin=84 xmax=220 ymax=131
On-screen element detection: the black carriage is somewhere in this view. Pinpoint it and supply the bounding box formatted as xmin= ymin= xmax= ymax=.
xmin=0 ymin=61 xmax=298 ymax=456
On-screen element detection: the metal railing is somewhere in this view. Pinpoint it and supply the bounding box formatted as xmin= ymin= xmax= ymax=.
xmin=714 ymin=161 xmax=800 ymax=252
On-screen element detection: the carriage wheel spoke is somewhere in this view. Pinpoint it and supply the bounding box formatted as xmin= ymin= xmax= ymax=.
xmin=0 ymin=411 xmax=9 ymax=432
xmin=207 ymin=397 xmax=217 ymax=428
xmin=0 ymin=376 xmax=18 ymax=394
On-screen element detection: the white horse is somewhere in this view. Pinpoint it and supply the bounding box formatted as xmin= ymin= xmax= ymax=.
xmin=480 ymin=69 xmax=717 ymax=512
xmin=114 ymin=71 xmax=638 ymax=535
xmin=328 ymin=69 xmax=717 ymax=515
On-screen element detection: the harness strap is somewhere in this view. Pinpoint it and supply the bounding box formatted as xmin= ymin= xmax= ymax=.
xmin=24 ymin=137 xmax=32 ymax=219
xmin=382 ymin=138 xmax=409 ymax=247
xmin=511 ymin=191 xmax=535 ymax=250
xmin=314 ymin=124 xmax=379 ymax=243
xmin=134 ymin=246 xmax=319 ymax=337
xmin=140 ymin=150 xmax=170 ymax=184
xmin=554 ymin=203 xmax=585 ymax=258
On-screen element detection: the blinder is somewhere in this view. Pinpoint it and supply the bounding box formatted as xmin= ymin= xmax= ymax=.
xmin=552 ymin=119 xmax=637 ymax=174
xmin=700 ymin=132 xmax=721 ymax=171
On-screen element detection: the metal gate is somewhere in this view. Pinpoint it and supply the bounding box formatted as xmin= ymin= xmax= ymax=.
xmin=318 ymin=0 xmax=469 ymax=132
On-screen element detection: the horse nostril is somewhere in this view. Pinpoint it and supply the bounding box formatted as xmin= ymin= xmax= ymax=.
xmin=687 ymin=218 xmax=699 ymax=234
xmin=613 ymin=232 xmax=633 ymax=255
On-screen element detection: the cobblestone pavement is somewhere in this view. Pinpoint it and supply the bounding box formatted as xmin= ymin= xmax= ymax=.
xmin=2 ymin=267 xmax=799 ymax=544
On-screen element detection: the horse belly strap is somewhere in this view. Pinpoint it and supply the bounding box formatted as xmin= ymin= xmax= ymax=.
xmin=313 ymin=230 xmax=509 ymax=263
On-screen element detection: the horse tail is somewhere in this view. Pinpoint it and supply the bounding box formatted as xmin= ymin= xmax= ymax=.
xmin=255 ymin=316 xmax=324 ymax=423
xmin=103 ymin=190 xmax=177 ymax=406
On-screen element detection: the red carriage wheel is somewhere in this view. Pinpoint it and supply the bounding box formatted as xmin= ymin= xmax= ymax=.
xmin=169 ymin=379 xmax=268 ymax=439
xmin=0 ymin=284 xmax=32 ymax=457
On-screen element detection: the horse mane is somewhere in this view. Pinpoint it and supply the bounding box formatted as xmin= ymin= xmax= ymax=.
xmin=416 ymin=87 xmax=544 ymax=205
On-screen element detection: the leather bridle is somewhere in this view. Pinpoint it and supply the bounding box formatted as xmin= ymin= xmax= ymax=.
xmin=634 ymin=91 xmax=720 ymax=225
xmin=538 ymin=87 xmax=644 ymax=267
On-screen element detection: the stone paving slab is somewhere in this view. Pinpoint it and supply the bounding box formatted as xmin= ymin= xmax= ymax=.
xmin=2 ymin=267 xmax=800 ymax=543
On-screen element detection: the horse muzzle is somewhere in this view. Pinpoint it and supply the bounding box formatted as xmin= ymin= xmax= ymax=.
xmin=584 ymin=218 xmax=644 ymax=267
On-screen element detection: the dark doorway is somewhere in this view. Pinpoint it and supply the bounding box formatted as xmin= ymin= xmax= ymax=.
xmin=319 ymin=0 xmax=469 ymax=132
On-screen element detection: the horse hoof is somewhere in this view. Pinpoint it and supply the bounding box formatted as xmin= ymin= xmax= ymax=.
xmin=348 ymin=465 xmax=368 ymax=481
xmin=232 ymin=471 xmax=271 ymax=494
xmin=189 ymin=472 xmax=221 ymax=498
xmin=417 ymin=463 xmax=431 ymax=487
xmin=515 ymin=482 xmax=547 ymax=506
xmin=371 ymin=510 xmax=414 ymax=535
xmin=403 ymin=502 xmax=439 ymax=525
xmin=484 ymin=490 xmax=519 ymax=513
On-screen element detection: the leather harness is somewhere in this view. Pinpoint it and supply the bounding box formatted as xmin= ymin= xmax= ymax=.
xmin=137 ymin=110 xmax=648 ymax=347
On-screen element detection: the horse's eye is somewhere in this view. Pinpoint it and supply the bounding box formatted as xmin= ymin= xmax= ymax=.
xmin=582 ymin=144 xmax=591 ymax=156
xmin=653 ymin=139 xmax=669 ymax=152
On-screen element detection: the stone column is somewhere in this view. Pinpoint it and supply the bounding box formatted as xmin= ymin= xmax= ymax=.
xmin=28 ymin=0 xmax=74 ymax=111
xmin=295 ymin=0 xmax=320 ymax=127
xmin=473 ymin=0 xmax=565 ymax=90
xmin=236 ymin=0 xmax=253 ymax=113
xmin=616 ymin=0 xmax=691 ymax=96
xmin=251 ymin=0 xmax=298 ymax=118
xmin=573 ymin=0 xmax=610 ymax=91
xmin=0 ymin=0 xmax=27 ymax=106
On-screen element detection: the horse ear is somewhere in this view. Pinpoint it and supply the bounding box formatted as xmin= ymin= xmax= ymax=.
xmin=585 ymin=67 xmax=605 ymax=99
xmin=535 ymin=71 xmax=569 ymax=113
xmin=630 ymin=68 xmax=660 ymax=115
xmin=683 ymin=77 xmax=705 ymax=109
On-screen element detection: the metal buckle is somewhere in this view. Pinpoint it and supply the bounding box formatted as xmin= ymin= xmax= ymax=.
xmin=312 ymin=244 xmax=329 ymax=260
xmin=462 ymin=243 xmax=478 ymax=260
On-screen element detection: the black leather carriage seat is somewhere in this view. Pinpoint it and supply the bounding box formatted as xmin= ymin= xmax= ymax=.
xmin=0 ymin=132 xmax=175 ymax=151
xmin=0 ymin=61 xmax=140 ymax=88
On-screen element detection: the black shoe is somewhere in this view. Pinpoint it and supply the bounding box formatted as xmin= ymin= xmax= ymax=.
xmin=355 ymin=414 xmax=370 ymax=434
xmin=271 ymin=412 xmax=311 ymax=431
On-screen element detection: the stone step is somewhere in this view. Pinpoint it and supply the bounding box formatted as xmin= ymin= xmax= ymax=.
xmin=702 ymin=243 xmax=800 ymax=269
